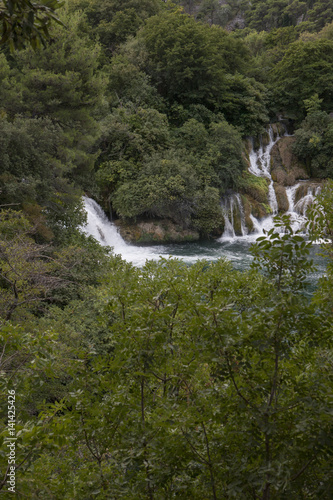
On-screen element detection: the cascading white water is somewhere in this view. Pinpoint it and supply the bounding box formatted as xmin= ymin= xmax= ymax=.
xmin=82 ymin=197 xmax=163 ymax=266
xmin=294 ymin=186 xmax=321 ymax=215
xmin=221 ymin=196 xmax=236 ymax=239
xmin=220 ymin=125 xmax=320 ymax=240
xmin=236 ymin=194 xmax=248 ymax=236
xmin=221 ymin=193 xmax=248 ymax=240
xmin=249 ymin=126 xmax=279 ymax=216
xmin=81 ymin=196 xmax=326 ymax=280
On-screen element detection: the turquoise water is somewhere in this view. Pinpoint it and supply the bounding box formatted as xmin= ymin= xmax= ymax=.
xmin=149 ymin=238 xmax=327 ymax=294
xmin=83 ymin=197 xmax=327 ymax=293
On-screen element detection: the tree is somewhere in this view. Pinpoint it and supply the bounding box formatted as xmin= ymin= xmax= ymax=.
xmin=11 ymin=10 xmax=107 ymax=186
xmin=271 ymin=39 xmax=333 ymax=120
xmin=292 ymin=97 xmax=333 ymax=177
xmin=140 ymin=9 xmax=249 ymax=110
xmin=105 ymin=55 xmax=163 ymax=110
xmin=68 ymin=0 xmax=161 ymax=53
xmin=0 ymin=210 xmax=64 ymax=322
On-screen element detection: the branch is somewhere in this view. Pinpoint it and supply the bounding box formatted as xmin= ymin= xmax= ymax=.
xmin=226 ymin=354 xmax=257 ymax=411
xmin=181 ymin=427 xmax=209 ymax=466
xmin=291 ymin=453 xmax=318 ymax=482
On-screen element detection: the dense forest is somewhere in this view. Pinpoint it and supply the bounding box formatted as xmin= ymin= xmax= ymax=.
xmin=0 ymin=0 xmax=333 ymax=498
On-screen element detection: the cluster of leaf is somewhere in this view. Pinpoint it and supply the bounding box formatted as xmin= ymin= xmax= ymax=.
xmin=0 ymin=0 xmax=64 ymax=50
xmin=0 ymin=212 xmax=332 ymax=498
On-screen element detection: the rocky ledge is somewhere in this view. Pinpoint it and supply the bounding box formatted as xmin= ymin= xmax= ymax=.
xmin=115 ymin=219 xmax=200 ymax=245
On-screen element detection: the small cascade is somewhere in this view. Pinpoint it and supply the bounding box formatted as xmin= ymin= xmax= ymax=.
xmin=82 ymin=197 xmax=161 ymax=266
xmin=222 ymin=124 xmax=320 ymax=239
xmin=221 ymin=193 xmax=248 ymax=240
xmin=249 ymin=125 xmax=279 ymax=216
xmin=235 ymin=194 xmax=248 ymax=236
xmin=294 ymin=185 xmax=321 ymax=215
xmin=248 ymin=126 xmax=277 ymax=178
xmin=284 ymin=183 xmax=322 ymax=233
xmin=268 ymin=183 xmax=278 ymax=215
xmin=221 ymin=196 xmax=236 ymax=239
xmin=286 ymin=183 xmax=301 ymax=214
xmin=82 ymin=197 xmax=129 ymax=249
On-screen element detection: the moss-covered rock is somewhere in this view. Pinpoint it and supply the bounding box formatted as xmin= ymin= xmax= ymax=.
xmin=295 ymin=181 xmax=322 ymax=203
xmin=242 ymin=194 xmax=271 ymax=229
xmin=253 ymin=136 xmax=261 ymax=151
xmin=239 ymin=172 xmax=269 ymax=204
xmin=232 ymin=203 xmax=242 ymax=236
xmin=242 ymin=195 xmax=254 ymax=233
xmin=115 ymin=219 xmax=200 ymax=245
xmin=243 ymin=138 xmax=253 ymax=156
xmin=273 ymin=184 xmax=289 ymax=212
xmin=262 ymin=131 xmax=270 ymax=147
xmin=271 ymin=136 xmax=309 ymax=186
xmin=271 ymin=122 xmax=286 ymax=139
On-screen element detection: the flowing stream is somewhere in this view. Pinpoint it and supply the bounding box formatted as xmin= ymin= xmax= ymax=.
xmin=82 ymin=126 xmax=326 ymax=288
xmin=82 ymin=197 xmax=326 ymax=292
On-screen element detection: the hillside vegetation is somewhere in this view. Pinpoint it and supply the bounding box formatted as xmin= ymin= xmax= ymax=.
xmin=0 ymin=1 xmax=333 ymax=498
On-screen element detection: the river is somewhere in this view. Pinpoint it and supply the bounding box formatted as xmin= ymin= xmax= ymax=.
xmin=82 ymin=196 xmax=327 ymax=293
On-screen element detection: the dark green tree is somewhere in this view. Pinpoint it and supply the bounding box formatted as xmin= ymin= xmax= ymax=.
xmin=271 ymin=39 xmax=333 ymax=120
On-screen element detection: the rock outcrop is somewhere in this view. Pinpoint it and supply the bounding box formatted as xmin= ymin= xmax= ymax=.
xmin=115 ymin=219 xmax=200 ymax=245
xmin=271 ymin=136 xmax=309 ymax=186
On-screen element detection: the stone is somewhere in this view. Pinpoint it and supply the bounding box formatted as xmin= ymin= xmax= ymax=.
xmin=271 ymin=136 xmax=309 ymax=186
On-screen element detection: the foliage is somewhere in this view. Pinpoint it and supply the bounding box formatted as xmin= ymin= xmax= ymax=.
xmin=292 ymin=101 xmax=333 ymax=178
xmin=1 ymin=1 xmax=333 ymax=498
xmin=0 ymin=0 xmax=64 ymax=50
xmin=97 ymin=112 xmax=245 ymax=234
xmin=0 ymin=210 xmax=65 ymax=321
xmin=306 ymin=179 xmax=333 ymax=256
xmin=140 ymin=8 xmax=269 ymax=135
xmin=0 ymin=210 xmax=113 ymax=321
xmin=105 ymin=55 xmax=163 ymax=110
xmin=112 ymin=149 xmax=200 ymax=224
xmin=2 ymin=218 xmax=332 ymax=498
xmin=271 ymin=39 xmax=333 ymax=120
xmin=68 ymin=0 xmax=161 ymax=53
xmin=251 ymin=214 xmax=314 ymax=292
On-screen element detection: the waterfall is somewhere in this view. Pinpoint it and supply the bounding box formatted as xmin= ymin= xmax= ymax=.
xmin=220 ymin=125 xmax=320 ymax=239
xmin=294 ymin=186 xmax=321 ymax=215
xmin=82 ymin=124 xmax=321 ymax=256
xmin=249 ymin=126 xmax=279 ymax=216
xmin=221 ymin=193 xmax=248 ymax=240
xmin=81 ymin=197 xmax=161 ymax=266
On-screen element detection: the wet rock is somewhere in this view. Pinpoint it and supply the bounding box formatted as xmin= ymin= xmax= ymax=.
xmin=240 ymin=172 xmax=269 ymax=204
xmin=271 ymin=122 xmax=285 ymax=139
xmin=262 ymin=131 xmax=270 ymax=147
xmin=232 ymin=203 xmax=242 ymax=236
xmin=243 ymin=194 xmax=271 ymax=221
xmin=242 ymin=195 xmax=254 ymax=233
xmin=271 ymin=136 xmax=309 ymax=186
xmin=295 ymin=181 xmax=322 ymax=204
xmin=273 ymin=184 xmax=289 ymax=212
